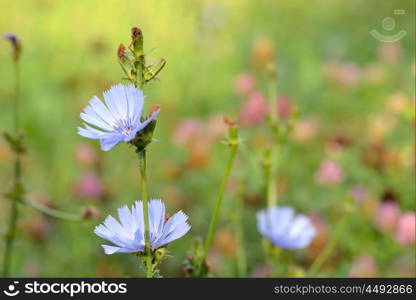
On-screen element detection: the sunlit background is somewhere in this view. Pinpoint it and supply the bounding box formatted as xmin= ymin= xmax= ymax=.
xmin=0 ymin=0 xmax=415 ymax=277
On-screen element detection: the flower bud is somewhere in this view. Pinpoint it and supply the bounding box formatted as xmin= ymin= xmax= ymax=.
xmin=130 ymin=27 xmax=143 ymax=56
xmin=4 ymin=32 xmax=21 ymax=61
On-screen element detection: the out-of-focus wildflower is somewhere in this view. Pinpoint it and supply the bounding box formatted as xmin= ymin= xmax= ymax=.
xmin=213 ymin=228 xmax=238 ymax=257
xmin=25 ymin=216 xmax=54 ymax=242
xmin=239 ymin=91 xmax=268 ymax=126
xmin=74 ymin=142 xmax=99 ymax=168
xmin=374 ymin=201 xmax=400 ymax=233
xmin=349 ymin=184 xmax=367 ymax=203
xmin=243 ymin=192 xmax=263 ymax=208
xmin=187 ymin=139 xmax=210 ymax=169
xmin=323 ymin=61 xmax=360 ymax=88
xmin=257 ymin=206 xmax=316 ymax=250
xmin=291 ymin=116 xmax=319 ymax=143
xmin=233 ymin=72 xmax=255 ymax=95
xmin=362 ymin=63 xmax=384 ymax=84
xmin=363 ymin=143 xmax=400 ymax=171
xmin=395 ymin=212 xmax=415 ymax=246
xmin=325 ymin=134 xmax=352 ymax=157
xmin=276 ymin=94 xmax=293 ymax=120
xmin=385 ymin=92 xmax=409 ymax=115
xmin=78 ymin=84 xmax=159 ymax=151
xmin=251 ymin=36 xmax=275 ymax=68
xmin=73 ymin=172 xmax=104 ymax=200
xmin=94 ymin=199 xmax=190 ymax=254
xmin=349 ymin=255 xmax=379 ymax=277
xmin=206 ymin=113 xmax=228 ymax=141
xmin=367 ymin=115 xmax=396 ymax=143
xmin=161 ymin=185 xmax=186 ymax=208
xmin=314 ymin=159 xmax=344 ymax=185
xmin=250 ymin=263 xmax=271 ymax=278
xmin=172 ymin=117 xmax=204 ymax=147
xmin=159 ymin=160 xmax=183 ymax=180
xmin=378 ymin=43 xmax=402 ymax=64
xmin=392 ymin=256 xmax=416 ymax=277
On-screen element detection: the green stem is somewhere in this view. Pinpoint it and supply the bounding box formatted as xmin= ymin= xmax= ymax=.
xmin=23 ymin=198 xmax=82 ymax=221
xmin=3 ymin=60 xmax=21 ymax=277
xmin=307 ymin=203 xmax=353 ymax=276
xmin=201 ymin=145 xmax=238 ymax=267
xmin=138 ymin=150 xmax=153 ymax=278
xmin=266 ymin=71 xmax=278 ymax=208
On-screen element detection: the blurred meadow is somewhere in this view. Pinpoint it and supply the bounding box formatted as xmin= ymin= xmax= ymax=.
xmin=0 ymin=0 xmax=415 ymax=277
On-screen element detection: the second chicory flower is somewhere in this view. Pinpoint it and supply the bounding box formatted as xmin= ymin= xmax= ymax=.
xmin=78 ymin=84 xmax=159 ymax=151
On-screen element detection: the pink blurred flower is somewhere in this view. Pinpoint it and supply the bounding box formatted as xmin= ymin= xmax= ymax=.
xmin=73 ymin=172 xmax=104 ymax=199
xmin=378 ymin=43 xmax=402 ymax=64
xmin=276 ymin=94 xmax=293 ymax=120
xmin=363 ymin=63 xmax=384 ymax=84
xmin=324 ymin=61 xmax=360 ymax=88
xmin=291 ymin=116 xmax=319 ymax=143
xmin=349 ymin=255 xmax=379 ymax=277
xmin=314 ymin=159 xmax=344 ymax=185
xmin=349 ymin=184 xmax=367 ymax=203
xmin=395 ymin=212 xmax=416 ymax=246
xmin=374 ymin=201 xmax=400 ymax=233
xmin=233 ymin=72 xmax=255 ymax=95
xmin=239 ymin=91 xmax=268 ymax=126
xmin=172 ymin=118 xmax=204 ymax=146
xmin=74 ymin=142 xmax=98 ymax=167
xmin=206 ymin=113 xmax=228 ymax=141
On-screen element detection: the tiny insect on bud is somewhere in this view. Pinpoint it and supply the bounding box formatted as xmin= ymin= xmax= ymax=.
xmin=164 ymin=213 xmax=171 ymax=221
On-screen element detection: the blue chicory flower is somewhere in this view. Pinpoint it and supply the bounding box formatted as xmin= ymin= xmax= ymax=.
xmin=257 ymin=206 xmax=316 ymax=250
xmin=78 ymin=84 xmax=159 ymax=151
xmin=94 ymin=199 xmax=190 ymax=254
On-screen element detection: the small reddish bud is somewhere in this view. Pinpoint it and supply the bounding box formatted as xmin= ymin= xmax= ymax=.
xmin=131 ymin=27 xmax=142 ymax=39
xmin=117 ymin=43 xmax=126 ymax=60
xmin=223 ymin=116 xmax=236 ymax=127
xmin=82 ymin=206 xmax=101 ymax=220
xmin=148 ymin=104 xmax=161 ymax=119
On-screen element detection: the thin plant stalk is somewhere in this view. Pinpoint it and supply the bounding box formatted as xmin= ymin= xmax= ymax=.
xmin=3 ymin=59 xmax=21 ymax=277
xmin=201 ymin=140 xmax=238 ymax=271
xmin=266 ymin=67 xmax=278 ymax=208
xmin=23 ymin=198 xmax=82 ymax=221
xmin=307 ymin=201 xmax=353 ymax=276
xmin=138 ymin=150 xmax=153 ymax=278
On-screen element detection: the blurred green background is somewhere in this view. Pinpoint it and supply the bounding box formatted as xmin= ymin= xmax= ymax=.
xmin=0 ymin=0 xmax=415 ymax=277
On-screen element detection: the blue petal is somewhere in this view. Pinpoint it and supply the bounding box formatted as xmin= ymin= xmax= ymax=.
xmin=102 ymin=84 xmax=128 ymax=119
xmin=99 ymin=133 xmax=124 ymax=151
xmin=89 ymin=96 xmax=117 ymax=125
xmin=152 ymin=210 xmax=190 ymax=249
xmin=148 ymin=199 xmax=166 ymax=242
xmin=136 ymin=109 xmax=160 ymax=132
xmin=118 ymin=205 xmax=135 ymax=235
xmin=102 ymin=244 xmax=140 ymax=255
xmin=124 ymin=85 xmax=144 ymax=125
